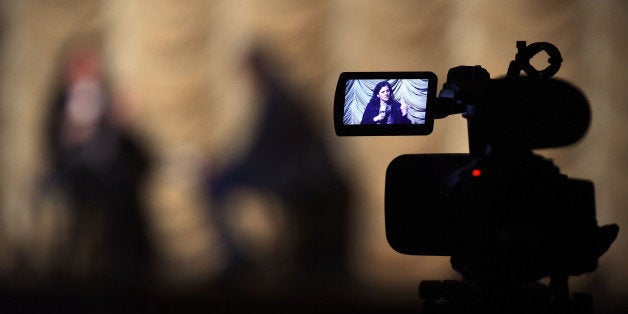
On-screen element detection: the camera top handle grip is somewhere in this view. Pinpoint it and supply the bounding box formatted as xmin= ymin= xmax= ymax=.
xmin=508 ymin=41 xmax=563 ymax=79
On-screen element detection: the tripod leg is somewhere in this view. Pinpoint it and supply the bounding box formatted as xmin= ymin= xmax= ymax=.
xmin=550 ymin=274 xmax=569 ymax=301
xmin=550 ymin=274 xmax=571 ymax=313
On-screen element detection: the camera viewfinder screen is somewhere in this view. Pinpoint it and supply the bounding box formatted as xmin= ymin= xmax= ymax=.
xmin=334 ymin=72 xmax=436 ymax=136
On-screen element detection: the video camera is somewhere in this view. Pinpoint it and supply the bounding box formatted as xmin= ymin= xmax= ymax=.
xmin=334 ymin=41 xmax=618 ymax=312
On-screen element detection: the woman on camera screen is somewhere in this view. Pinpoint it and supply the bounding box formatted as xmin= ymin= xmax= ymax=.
xmin=360 ymin=80 xmax=410 ymax=125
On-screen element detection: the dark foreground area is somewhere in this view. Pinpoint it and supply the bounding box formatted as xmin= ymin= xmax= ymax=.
xmin=2 ymin=280 xmax=627 ymax=314
xmin=0 ymin=281 xmax=420 ymax=314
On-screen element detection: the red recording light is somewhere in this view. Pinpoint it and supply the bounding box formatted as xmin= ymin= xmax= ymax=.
xmin=471 ymin=169 xmax=482 ymax=177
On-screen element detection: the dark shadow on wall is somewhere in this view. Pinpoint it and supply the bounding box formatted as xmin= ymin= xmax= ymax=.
xmin=204 ymin=46 xmax=355 ymax=291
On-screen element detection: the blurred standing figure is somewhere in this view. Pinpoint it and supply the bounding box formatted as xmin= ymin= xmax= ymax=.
xmin=40 ymin=36 xmax=153 ymax=285
xmin=206 ymin=47 xmax=353 ymax=287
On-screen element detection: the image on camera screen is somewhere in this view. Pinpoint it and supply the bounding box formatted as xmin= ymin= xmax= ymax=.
xmin=344 ymin=78 xmax=430 ymax=125
xmin=334 ymin=72 xmax=435 ymax=136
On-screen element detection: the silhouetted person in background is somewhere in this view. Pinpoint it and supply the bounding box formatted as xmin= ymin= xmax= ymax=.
xmin=206 ymin=47 xmax=353 ymax=288
xmin=40 ymin=37 xmax=153 ymax=286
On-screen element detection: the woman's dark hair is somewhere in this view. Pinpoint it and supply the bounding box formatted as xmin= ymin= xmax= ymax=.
xmin=367 ymin=80 xmax=394 ymax=108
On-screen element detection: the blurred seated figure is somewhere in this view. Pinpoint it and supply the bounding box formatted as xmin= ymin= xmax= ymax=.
xmin=206 ymin=47 xmax=353 ymax=289
xmin=39 ymin=36 xmax=153 ymax=286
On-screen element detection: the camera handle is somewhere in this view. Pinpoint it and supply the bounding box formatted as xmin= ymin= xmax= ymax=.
xmin=432 ymin=40 xmax=563 ymax=120
xmin=508 ymin=41 xmax=563 ymax=79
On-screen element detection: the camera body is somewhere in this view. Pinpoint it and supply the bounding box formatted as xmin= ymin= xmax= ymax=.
xmin=334 ymin=42 xmax=617 ymax=283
